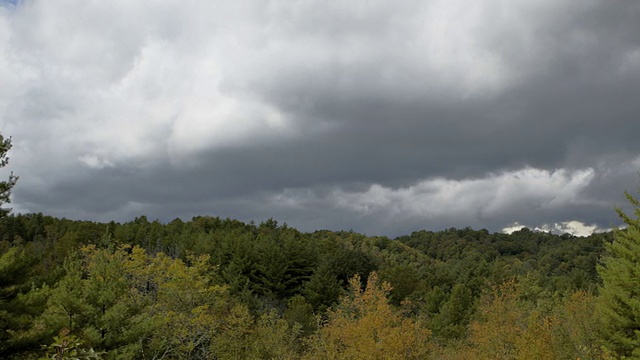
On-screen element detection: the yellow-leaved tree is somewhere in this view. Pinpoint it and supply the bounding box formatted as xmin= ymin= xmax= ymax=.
xmin=304 ymin=272 xmax=433 ymax=360
xmin=442 ymin=279 xmax=606 ymax=360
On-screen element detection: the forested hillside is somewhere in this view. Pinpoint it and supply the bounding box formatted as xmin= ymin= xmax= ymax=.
xmin=2 ymin=206 xmax=637 ymax=359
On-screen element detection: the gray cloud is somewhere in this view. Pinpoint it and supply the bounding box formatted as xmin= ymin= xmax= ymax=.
xmin=1 ymin=0 xmax=639 ymax=236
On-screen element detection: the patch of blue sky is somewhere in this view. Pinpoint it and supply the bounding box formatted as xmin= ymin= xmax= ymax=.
xmin=0 ymin=0 xmax=19 ymax=8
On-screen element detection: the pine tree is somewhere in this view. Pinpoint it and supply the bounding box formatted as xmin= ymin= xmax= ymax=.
xmin=598 ymin=190 xmax=640 ymax=358
xmin=0 ymin=132 xmax=18 ymax=217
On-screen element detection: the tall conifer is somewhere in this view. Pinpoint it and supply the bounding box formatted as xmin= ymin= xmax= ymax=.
xmin=598 ymin=190 xmax=640 ymax=358
xmin=0 ymin=132 xmax=17 ymax=217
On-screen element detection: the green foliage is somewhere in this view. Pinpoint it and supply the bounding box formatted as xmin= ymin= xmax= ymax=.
xmin=23 ymin=245 xmax=232 ymax=358
xmin=283 ymin=295 xmax=317 ymax=336
xmin=0 ymin=244 xmax=37 ymax=301
xmin=0 ymin=210 xmax=615 ymax=359
xmin=0 ymin=132 xmax=18 ymax=217
xmin=302 ymin=262 xmax=344 ymax=312
xmin=0 ymin=241 xmax=48 ymax=356
xmin=378 ymin=263 xmax=422 ymax=306
xmin=430 ymin=283 xmax=475 ymax=340
xmin=598 ymin=190 xmax=640 ymax=358
xmin=210 ymin=305 xmax=301 ymax=359
xmin=40 ymin=329 xmax=104 ymax=360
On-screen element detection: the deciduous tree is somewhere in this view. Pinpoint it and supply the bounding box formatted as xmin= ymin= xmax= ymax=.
xmin=305 ymin=272 xmax=433 ymax=360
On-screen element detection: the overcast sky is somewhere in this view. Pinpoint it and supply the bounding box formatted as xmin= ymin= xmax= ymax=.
xmin=0 ymin=0 xmax=639 ymax=237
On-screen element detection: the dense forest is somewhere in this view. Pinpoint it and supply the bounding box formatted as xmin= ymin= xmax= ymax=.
xmin=0 ymin=197 xmax=638 ymax=359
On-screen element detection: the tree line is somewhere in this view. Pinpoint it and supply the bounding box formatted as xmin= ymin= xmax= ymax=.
xmin=0 ymin=203 xmax=637 ymax=359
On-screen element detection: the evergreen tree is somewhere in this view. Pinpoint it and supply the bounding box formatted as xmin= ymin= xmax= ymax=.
xmin=302 ymin=262 xmax=344 ymax=312
xmin=0 ymin=132 xmax=18 ymax=217
xmin=598 ymin=190 xmax=640 ymax=358
xmin=0 ymin=244 xmax=41 ymax=355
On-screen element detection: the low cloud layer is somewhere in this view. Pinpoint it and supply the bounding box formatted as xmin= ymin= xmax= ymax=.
xmin=1 ymin=0 xmax=638 ymax=236
xmin=503 ymin=221 xmax=607 ymax=237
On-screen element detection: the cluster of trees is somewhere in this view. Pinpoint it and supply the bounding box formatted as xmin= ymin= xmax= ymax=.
xmin=0 ymin=206 xmax=635 ymax=359
xmin=2 ymin=134 xmax=640 ymax=359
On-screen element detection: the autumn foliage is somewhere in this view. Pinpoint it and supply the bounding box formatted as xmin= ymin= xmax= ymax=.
xmin=305 ymin=272 xmax=432 ymax=360
xmin=0 ymin=209 xmax=630 ymax=359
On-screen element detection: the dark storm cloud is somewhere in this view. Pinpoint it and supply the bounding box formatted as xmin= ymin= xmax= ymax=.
xmin=244 ymin=0 xmax=640 ymax=177
xmin=1 ymin=0 xmax=639 ymax=236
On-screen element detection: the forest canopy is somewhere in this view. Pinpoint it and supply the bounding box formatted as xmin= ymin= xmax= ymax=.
xmin=0 ymin=207 xmax=631 ymax=359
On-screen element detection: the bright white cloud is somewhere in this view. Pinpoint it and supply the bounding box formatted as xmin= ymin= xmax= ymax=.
xmin=0 ymin=1 xmax=301 ymax=170
xmin=503 ymin=220 xmax=606 ymax=236
xmin=269 ymin=167 xmax=596 ymax=225
xmin=536 ymin=221 xmax=602 ymax=236
xmin=340 ymin=167 xmax=593 ymax=217
xmin=502 ymin=222 xmax=526 ymax=234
